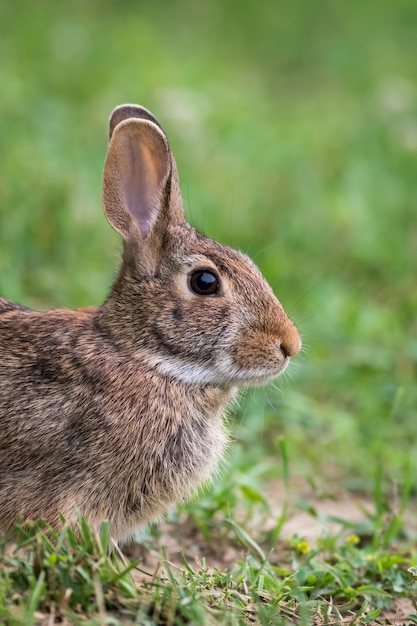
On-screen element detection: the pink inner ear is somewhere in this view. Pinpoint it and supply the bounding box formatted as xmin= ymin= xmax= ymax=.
xmin=103 ymin=118 xmax=174 ymax=241
xmin=121 ymin=132 xmax=169 ymax=239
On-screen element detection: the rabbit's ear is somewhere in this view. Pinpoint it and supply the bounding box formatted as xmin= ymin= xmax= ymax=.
xmin=108 ymin=104 xmax=165 ymax=140
xmin=102 ymin=117 xmax=182 ymax=240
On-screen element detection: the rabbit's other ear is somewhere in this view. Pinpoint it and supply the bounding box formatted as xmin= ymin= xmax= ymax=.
xmin=109 ymin=104 xmax=165 ymax=140
xmin=102 ymin=117 xmax=183 ymax=240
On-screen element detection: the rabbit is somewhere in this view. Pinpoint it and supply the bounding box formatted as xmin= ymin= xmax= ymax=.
xmin=0 ymin=104 xmax=301 ymax=542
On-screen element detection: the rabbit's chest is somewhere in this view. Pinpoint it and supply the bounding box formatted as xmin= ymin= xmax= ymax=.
xmin=137 ymin=407 xmax=227 ymax=494
xmin=81 ymin=372 xmax=234 ymax=539
xmin=112 ymin=400 xmax=229 ymax=534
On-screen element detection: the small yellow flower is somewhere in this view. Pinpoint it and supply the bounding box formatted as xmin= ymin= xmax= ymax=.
xmin=366 ymin=554 xmax=376 ymax=563
xmin=345 ymin=534 xmax=360 ymax=545
xmin=296 ymin=540 xmax=311 ymax=554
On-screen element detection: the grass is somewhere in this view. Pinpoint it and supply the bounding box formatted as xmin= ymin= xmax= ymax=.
xmin=1 ymin=498 xmax=416 ymax=624
xmin=0 ymin=0 xmax=417 ymax=623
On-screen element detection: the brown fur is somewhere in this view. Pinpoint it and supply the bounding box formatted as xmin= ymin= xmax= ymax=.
xmin=0 ymin=105 xmax=301 ymax=541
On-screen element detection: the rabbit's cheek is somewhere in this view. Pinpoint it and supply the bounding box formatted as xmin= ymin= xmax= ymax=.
xmin=150 ymin=304 xmax=231 ymax=365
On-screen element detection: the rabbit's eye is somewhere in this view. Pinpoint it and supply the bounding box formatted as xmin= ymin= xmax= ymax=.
xmin=188 ymin=270 xmax=219 ymax=296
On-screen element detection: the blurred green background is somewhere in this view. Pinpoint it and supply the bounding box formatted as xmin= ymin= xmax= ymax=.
xmin=0 ymin=0 xmax=416 ymax=490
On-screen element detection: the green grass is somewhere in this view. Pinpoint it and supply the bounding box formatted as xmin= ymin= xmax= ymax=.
xmin=1 ymin=502 xmax=416 ymax=624
xmin=1 ymin=0 xmax=417 ymax=623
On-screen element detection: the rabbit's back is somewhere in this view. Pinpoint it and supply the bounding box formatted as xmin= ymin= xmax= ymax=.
xmin=0 ymin=297 xmax=29 ymax=314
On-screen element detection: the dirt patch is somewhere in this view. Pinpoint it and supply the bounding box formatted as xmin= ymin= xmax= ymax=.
xmin=379 ymin=597 xmax=417 ymax=624
xmin=263 ymin=477 xmax=375 ymax=542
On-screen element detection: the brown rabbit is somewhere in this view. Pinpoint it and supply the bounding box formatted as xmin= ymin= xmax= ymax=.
xmin=0 ymin=105 xmax=301 ymax=541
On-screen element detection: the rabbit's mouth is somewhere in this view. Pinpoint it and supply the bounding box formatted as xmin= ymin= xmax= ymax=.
xmin=233 ymin=358 xmax=291 ymax=388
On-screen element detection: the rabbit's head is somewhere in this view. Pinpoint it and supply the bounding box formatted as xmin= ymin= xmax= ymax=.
xmin=100 ymin=105 xmax=301 ymax=390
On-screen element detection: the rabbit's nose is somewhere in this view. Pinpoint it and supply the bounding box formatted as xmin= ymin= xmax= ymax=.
xmin=280 ymin=326 xmax=302 ymax=358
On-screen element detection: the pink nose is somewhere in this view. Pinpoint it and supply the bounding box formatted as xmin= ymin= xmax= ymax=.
xmin=280 ymin=324 xmax=302 ymax=358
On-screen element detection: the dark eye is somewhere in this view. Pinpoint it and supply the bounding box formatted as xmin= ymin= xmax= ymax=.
xmin=188 ymin=270 xmax=219 ymax=296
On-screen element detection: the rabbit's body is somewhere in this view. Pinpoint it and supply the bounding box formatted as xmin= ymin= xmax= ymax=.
xmin=0 ymin=304 xmax=229 ymax=540
xmin=0 ymin=297 xmax=230 ymax=540
xmin=0 ymin=105 xmax=301 ymax=540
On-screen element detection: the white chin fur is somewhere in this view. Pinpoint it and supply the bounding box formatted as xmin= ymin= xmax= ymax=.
xmin=145 ymin=353 xmax=288 ymax=388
